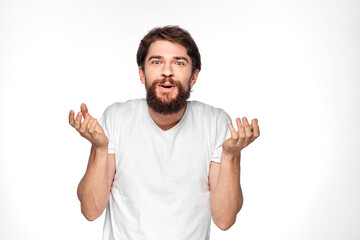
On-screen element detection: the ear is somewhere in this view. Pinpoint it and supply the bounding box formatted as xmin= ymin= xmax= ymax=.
xmin=139 ymin=66 xmax=145 ymax=84
xmin=189 ymin=69 xmax=200 ymax=87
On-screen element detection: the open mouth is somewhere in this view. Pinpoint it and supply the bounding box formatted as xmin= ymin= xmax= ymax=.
xmin=161 ymin=85 xmax=174 ymax=89
xmin=159 ymin=82 xmax=176 ymax=89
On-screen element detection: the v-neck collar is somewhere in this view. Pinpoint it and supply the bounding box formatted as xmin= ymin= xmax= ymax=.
xmin=144 ymin=100 xmax=191 ymax=135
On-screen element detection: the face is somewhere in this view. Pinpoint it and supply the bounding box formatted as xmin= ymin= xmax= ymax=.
xmin=139 ymin=40 xmax=199 ymax=114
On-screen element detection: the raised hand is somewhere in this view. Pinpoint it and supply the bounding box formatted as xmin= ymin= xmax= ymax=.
xmin=69 ymin=103 xmax=109 ymax=149
xmin=222 ymin=117 xmax=260 ymax=156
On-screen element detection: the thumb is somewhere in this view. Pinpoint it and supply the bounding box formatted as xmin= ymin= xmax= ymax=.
xmin=81 ymin=103 xmax=92 ymax=119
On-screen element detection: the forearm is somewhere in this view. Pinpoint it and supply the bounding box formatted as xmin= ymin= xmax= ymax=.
xmin=211 ymin=152 xmax=243 ymax=229
xmin=77 ymin=146 xmax=110 ymax=221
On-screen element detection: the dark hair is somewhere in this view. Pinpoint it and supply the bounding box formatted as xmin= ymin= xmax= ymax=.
xmin=136 ymin=25 xmax=201 ymax=74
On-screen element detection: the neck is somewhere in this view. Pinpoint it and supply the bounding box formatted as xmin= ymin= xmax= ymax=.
xmin=148 ymin=103 xmax=187 ymax=131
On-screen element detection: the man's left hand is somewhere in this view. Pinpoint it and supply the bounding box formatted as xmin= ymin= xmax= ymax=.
xmin=222 ymin=117 xmax=260 ymax=157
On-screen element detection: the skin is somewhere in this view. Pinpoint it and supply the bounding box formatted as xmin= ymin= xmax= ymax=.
xmin=210 ymin=117 xmax=259 ymax=230
xmin=69 ymin=105 xmax=115 ymax=221
xmin=139 ymin=40 xmax=199 ymax=130
xmin=69 ymin=40 xmax=260 ymax=229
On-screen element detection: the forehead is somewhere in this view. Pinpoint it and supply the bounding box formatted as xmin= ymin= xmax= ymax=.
xmin=146 ymin=40 xmax=189 ymax=59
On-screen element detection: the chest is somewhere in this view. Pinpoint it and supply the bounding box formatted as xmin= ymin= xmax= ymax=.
xmin=112 ymin=124 xmax=213 ymax=199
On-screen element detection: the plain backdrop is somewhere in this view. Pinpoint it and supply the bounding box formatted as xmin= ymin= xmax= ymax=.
xmin=1 ymin=0 xmax=359 ymax=239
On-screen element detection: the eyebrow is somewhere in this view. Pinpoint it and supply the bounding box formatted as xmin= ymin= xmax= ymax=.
xmin=174 ymin=56 xmax=189 ymax=63
xmin=148 ymin=55 xmax=163 ymax=61
xmin=148 ymin=55 xmax=189 ymax=63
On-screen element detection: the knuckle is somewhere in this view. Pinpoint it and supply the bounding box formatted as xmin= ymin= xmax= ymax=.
xmin=239 ymin=133 xmax=246 ymax=139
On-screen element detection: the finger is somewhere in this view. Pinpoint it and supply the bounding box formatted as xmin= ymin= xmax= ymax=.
xmin=79 ymin=116 xmax=91 ymax=133
xmin=88 ymin=118 xmax=97 ymax=134
xmin=250 ymin=119 xmax=256 ymax=130
xmin=74 ymin=112 xmax=82 ymax=129
xmin=69 ymin=110 xmax=75 ymax=127
xmin=251 ymin=118 xmax=260 ymax=140
xmin=242 ymin=117 xmax=253 ymax=147
xmin=81 ymin=103 xmax=92 ymax=119
xmin=249 ymin=119 xmax=254 ymax=131
xmin=242 ymin=117 xmax=253 ymax=137
xmin=236 ymin=118 xmax=246 ymax=142
xmin=228 ymin=123 xmax=238 ymax=141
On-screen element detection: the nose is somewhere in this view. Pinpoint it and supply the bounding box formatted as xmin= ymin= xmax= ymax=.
xmin=161 ymin=62 xmax=174 ymax=78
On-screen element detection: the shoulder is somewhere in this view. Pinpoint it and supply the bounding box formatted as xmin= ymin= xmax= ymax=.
xmin=103 ymin=98 xmax=146 ymax=115
xmin=100 ymin=99 xmax=146 ymax=125
xmin=188 ymin=100 xmax=230 ymax=121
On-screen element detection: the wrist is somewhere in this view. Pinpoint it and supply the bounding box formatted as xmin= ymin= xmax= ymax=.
xmin=91 ymin=145 xmax=108 ymax=154
xmin=222 ymin=150 xmax=241 ymax=161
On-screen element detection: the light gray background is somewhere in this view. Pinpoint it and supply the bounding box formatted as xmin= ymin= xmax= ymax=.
xmin=1 ymin=0 xmax=359 ymax=239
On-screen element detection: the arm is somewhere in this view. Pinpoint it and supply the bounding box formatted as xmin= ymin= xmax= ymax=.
xmin=77 ymin=149 xmax=116 ymax=221
xmin=69 ymin=103 xmax=116 ymax=221
xmin=209 ymin=154 xmax=243 ymax=231
xmin=210 ymin=117 xmax=260 ymax=230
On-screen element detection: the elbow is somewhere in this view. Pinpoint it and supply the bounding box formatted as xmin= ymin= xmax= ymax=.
xmin=213 ymin=214 xmax=237 ymax=231
xmin=214 ymin=203 xmax=242 ymax=231
xmin=78 ymin=193 xmax=108 ymax=222
xmin=81 ymin=205 xmax=102 ymax=221
xmin=218 ymin=201 xmax=243 ymax=230
xmin=216 ymin=218 xmax=236 ymax=231
xmin=82 ymin=212 xmax=98 ymax=222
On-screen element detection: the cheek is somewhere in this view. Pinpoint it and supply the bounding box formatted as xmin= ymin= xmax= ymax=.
xmin=145 ymin=67 xmax=162 ymax=78
xmin=176 ymin=68 xmax=193 ymax=80
xmin=143 ymin=71 xmax=156 ymax=86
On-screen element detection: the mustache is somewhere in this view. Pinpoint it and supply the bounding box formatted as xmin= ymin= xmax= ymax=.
xmin=151 ymin=78 xmax=182 ymax=88
xmin=158 ymin=78 xmax=175 ymax=85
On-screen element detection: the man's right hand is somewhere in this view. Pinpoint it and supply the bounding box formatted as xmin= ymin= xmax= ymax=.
xmin=69 ymin=103 xmax=109 ymax=149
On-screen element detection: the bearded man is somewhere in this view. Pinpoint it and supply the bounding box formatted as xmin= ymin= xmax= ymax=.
xmin=69 ymin=25 xmax=260 ymax=240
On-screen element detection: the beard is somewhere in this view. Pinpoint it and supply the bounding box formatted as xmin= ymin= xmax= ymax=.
xmin=145 ymin=77 xmax=191 ymax=115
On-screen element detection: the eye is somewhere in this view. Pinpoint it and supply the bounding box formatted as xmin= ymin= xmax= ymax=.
xmin=152 ymin=60 xmax=161 ymax=64
xmin=175 ymin=61 xmax=185 ymax=66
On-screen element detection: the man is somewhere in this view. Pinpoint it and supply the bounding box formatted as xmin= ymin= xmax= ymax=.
xmin=69 ymin=26 xmax=260 ymax=239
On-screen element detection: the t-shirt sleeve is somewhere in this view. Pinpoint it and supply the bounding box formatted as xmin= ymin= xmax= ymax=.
xmin=211 ymin=110 xmax=232 ymax=163
xmin=98 ymin=104 xmax=117 ymax=154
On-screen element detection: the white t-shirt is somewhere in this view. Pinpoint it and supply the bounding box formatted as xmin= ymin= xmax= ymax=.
xmin=99 ymin=98 xmax=231 ymax=240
